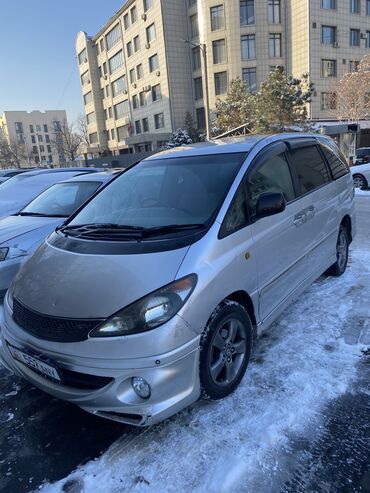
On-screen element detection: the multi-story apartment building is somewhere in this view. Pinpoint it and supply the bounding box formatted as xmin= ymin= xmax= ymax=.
xmin=0 ymin=110 xmax=67 ymax=166
xmin=76 ymin=0 xmax=370 ymax=154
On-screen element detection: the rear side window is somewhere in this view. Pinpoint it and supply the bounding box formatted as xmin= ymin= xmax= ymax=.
xmin=320 ymin=144 xmax=349 ymax=179
xmin=288 ymin=146 xmax=330 ymax=195
xmin=247 ymin=153 xmax=295 ymax=218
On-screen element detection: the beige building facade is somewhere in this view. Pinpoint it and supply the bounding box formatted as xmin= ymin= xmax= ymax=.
xmin=0 ymin=110 xmax=67 ymax=166
xmin=76 ymin=0 xmax=370 ymax=154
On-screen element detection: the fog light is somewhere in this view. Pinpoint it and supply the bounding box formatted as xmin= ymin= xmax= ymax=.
xmin=131 ymin=377 xmax=151 ymax=399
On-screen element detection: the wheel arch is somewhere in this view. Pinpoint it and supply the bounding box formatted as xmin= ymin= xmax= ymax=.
xmin=224 ymin=290 xmax=257 ymax=336
xmin=340 ymin=214 xmax=352 ymax=243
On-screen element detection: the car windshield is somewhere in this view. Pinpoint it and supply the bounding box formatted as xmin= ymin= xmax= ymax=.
xmin=20 ymin=181 xmax=102 ymax=217
xmin=67 ymin=153 xmax=246 ymax=232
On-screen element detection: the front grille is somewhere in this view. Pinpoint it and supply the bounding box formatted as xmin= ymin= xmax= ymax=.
xmin=59 ymin=368 xmax=113 ymax=390
xmin=13 ymin=298 xmax=104 ymax=343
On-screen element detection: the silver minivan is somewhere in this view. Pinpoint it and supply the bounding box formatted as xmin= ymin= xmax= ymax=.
xmin=0 ymin=134 xmax=355 ymax=426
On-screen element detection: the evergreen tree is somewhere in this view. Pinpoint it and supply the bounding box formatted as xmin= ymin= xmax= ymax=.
xmin=164 ymin=129 xmax=193 ymax=149
xmin=184 ymin=112 xmax=200 ymax=142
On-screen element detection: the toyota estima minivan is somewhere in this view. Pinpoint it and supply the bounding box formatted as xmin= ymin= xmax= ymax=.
xmin=0 ymin=133 xmax=355 ymax=426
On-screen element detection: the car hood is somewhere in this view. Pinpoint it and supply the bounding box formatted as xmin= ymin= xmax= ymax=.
xmin=0 ymin=215 xmax=64 ymax=245
xmin=0 ymin=200 xmax=25 ymax=219
xmin=13 ymin=241 xmax=191 ymax=319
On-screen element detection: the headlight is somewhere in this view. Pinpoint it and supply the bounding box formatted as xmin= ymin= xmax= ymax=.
xmin=89 ymin=274 xmax=197 ymax=338
xmin=0 ymin=246 xmax=28 ymax=262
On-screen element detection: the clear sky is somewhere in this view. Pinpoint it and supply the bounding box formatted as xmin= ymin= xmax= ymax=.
xmin=0 ymin=0 xmax=125 ymax=124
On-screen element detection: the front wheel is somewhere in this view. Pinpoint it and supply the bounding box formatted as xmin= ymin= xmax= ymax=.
xmin=353 ymin=174 xmax=367 ymax=190
xmin=200 ymin=301 xmax=253 ymax=400
xmin=327 ymin=225 xmax=349 ymax=277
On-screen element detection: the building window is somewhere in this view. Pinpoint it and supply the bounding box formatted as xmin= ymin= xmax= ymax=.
xmin=114 ymin=100 xmax=129 ymax=119
xmin=139 ymin=91 xmax=147 ymax=106
xmin=269 ymin=33 xmax=282 ymax=57
xmin=111 ymin=128 xmax=115 ymax=140
xmin=194 ymin=77 xmax=203 ymax=100
xmin=108 ymin=107 xmax=113 ymax=119
xmin=32 ymin=146 xmax=38 ymax=153
xmin=367 ymin=0 xmax=370 ymax=14
xmin=132 ymin=94 xmax=139 ymax=109
xmin=213 ymin=39 xmax=227 ymax=64
xmin=31 ymin=135 xmax=36 ymax=144
xmin=210 ymin=5 xmax=225 ymax=31
xmin=154 ymin=113 xmax=165 ymax=129
xmin=192 ymin=47 xmax=201 ymax=70
xmin=112 ymin=76 xmax=127 ymax=97
xmin=48 ymin=155 xmax=53 ymax=163
xmin=321 ymin=92 xmax=337 ymax=110
xmin=38 ymin=135 xmax=43 ymax=142
xmin=136 ymin=63 xmax=143 ymax=79
xmin=29 ymin=124 xmax=34 ymax=133
xmin=321 ymin=59 xmax=337 ymax=76
xmin=127 ymin=41 xmax=133 ymax=57
xmin=268 ymin=0 xmax=281 ymax=23
xmin=190 ymin=14 xmax=199 ymax=38
xmin=123 ymin=13 xmax=130 ymax=30
xmin=134 ymin=35 xmax=141 ymax=52
xmin=321 ymin=26 xmax=337 ymax=44
xmin=135 ymin=120 xmax=142 ymax=134
xmin=109 ymin=50 xmax=124 ymax=74
xmin=146 ymin=23 xmax=156 ymax=43
xmin=78 ymin=48 xmax=87 ymax=65
xmin=149 ymin=54 xmax=159 ymax=72
xmin=99 ymin=39 xmax=105 ymax=53
xmin=43 ymin=124 xmax=48 ymax=133
xmin=366 ymin=31 xmax=370 ymax=48
xmin=105 ymin=85 xmax=110 ymax=98
xmin=45 ymin=134 xmax=50 ymax=143
xmin=349 ymin=60 xmax=360 ymax=72
xmin=36 ymin=124 xmax=41 ymax=132
xmin=196 ymin=107 xmax=206 ymax=130
xmin=240 ymin=0 xmax=254 ymax=26
xmin=241 ymin=34 xmax=256 ymax=59
xmin=131 ymin=6 xmax=138 ymax=23
xmin=106 ymin=24 xmax=121 ymax=51
xmin=143 ymin=0 xmax=153 ymax=12
xmin=350 ymin=29 xmax=360 ymax=46
xmin=242 ymin=67 xmax=257 ymax=92
xmin=83 ymin=91 xmax=93 ymax=105
xmin=81 ymin=71 xmax=90 ymax=85
xmin=39 ymin=145 xmax=45 ymax=153
xmin=47 ymin=145 xmax=52 ymax=153
xmin=321 ymin=0 xmax=336 ymax=8
xmin=86 ymin=112 xmax=96 ymax=124
xmin=89 ymin=132 xmax=98 ymax=144
xmin=130 ymin=68 xmax=136 ymax=83
xmin=14 ymin=122 xmax=23 ymax=134
xmin=152 ymin=84 xmax=162 ymax=101
xmin=117 ymin=125 xmax=130 ymax=141
xmin=142 ymin=117 xmax=149 ymax=132
xmin=350 ymin=0 xmax=360 ymax=13
xmin=214 ymin=71 xmax=228 ymax=95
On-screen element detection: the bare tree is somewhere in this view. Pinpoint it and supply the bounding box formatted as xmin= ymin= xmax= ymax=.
xmin=76 ymin=113 xmax=89 ymax=147
xmin=51 ymin=119 xmax=83 ymax=163
xmin=0 ymin=135 xmax=29 ymax=168
xmin=331 ymin=55 xmax=370 ymax=123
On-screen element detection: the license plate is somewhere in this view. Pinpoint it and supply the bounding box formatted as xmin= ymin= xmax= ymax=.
xmin=7 ymin=344 xmax=61 ymax=382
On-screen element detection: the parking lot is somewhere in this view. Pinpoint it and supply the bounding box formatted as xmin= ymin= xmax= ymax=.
xmin=0 ymin=191 xmax=369 ymax=493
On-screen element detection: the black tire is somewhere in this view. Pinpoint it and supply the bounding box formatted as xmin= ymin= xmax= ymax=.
xmin=327 ymin=225 xmax=349 ymax=277
xmin=353 ymin=174 xmax=367 ymax=190
xmin=200 ymin=301 xmax=253 ymax=400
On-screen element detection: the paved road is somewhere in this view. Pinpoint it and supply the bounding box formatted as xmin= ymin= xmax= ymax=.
xmin=0 ymin=194 xmax=369 ymax=493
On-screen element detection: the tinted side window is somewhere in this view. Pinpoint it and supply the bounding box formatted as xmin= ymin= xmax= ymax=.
xmin=288 ymin=145 xmax=330 ymax=195
xmin=320 ymin=144 xmax=349 ymax=179
xmin=247 ymin=153 xmax=295 ymax=217
xmin=220 ymin=184 xmax=248 ymax=237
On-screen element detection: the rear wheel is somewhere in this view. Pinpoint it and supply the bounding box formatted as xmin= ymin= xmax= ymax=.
xmin=353 ymin=174 xmax=367 ymax=190
xmin=327 ymin=225 xmax=349 ymax=277
xmin=200 ymin=301 xmax=253 ymax=400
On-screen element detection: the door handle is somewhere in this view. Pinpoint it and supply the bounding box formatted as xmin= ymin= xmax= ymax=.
xmin=293 ymin=213 xmax=306 ymax=227
xmin=305 ymin=206 xmax=316 ymax=220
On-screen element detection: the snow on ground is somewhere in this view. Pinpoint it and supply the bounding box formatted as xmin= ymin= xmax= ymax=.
xmin=355 ymin=188 xmax=370 ymax=196
xmin=35 ymin=243 xmax=370 ymax=493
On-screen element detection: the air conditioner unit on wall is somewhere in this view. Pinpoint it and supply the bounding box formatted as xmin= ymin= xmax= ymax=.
xmin=143 ymin=85 xmax=151 ymax=92
xmin=141 ymin=13 xmax=147 ymax=21
xmin=145 ymin=43 xmax=151 ymax=49
xmin=360 ymin=33 xmax=368 ymax=39
xmin=333 ymin=42 xmax=339 ymax=48
xmin=156 ymin=70 xmax=161 ymax=76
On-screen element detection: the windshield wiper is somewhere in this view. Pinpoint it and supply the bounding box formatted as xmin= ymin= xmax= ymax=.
xmin=59 ymin=223 xmax=146 ymax=238
xmin=141 ymin=224 xmax=206 ymax=236
xmin=18 ymin=212 xmax=66 ymax=218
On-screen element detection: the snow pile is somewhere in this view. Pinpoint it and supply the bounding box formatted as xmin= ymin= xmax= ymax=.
xmin=36 ymin=243 xmax=370 ymax=493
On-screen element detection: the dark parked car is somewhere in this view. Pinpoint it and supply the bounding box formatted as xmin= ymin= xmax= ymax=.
xmin=354 ymin=147 xmax=370 ymax=165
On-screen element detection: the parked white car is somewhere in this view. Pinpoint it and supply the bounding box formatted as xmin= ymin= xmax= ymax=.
xmin=351 ymin=162 xmax=370 ymax=190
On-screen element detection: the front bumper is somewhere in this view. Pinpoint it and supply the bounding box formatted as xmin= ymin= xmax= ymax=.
xmin=0 ymin=296 xmax=201 ymax=426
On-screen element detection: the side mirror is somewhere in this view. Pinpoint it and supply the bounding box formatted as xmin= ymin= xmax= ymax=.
xmin=255 ymin=192 xmax=286 ymax=219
